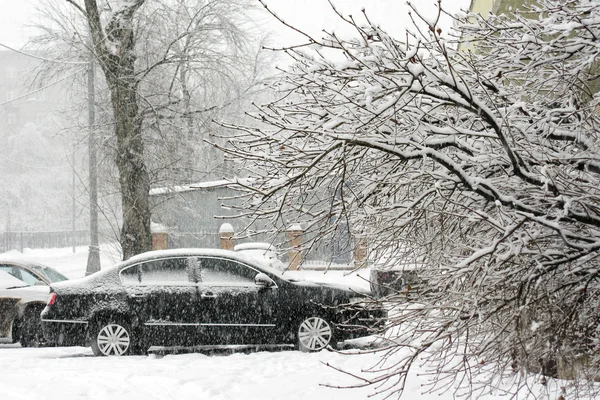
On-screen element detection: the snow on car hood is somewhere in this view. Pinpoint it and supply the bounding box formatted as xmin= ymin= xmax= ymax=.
xmin=286 ymin=279 xmax=371 ymax=295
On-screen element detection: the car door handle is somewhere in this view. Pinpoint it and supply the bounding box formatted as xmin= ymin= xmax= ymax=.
xmin=131 ymin=294 xmax=146 ymax=299
xmin=201 ymin=291 xmax=217 ymax=299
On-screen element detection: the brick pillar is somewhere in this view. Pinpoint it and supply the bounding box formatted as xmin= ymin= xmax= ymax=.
xmin=354 ymin=236 xmax=368 ymax=268
xmin=151 ymin=222 xmax=168 ymax=250
xmin=219 ymin=223 xmax=235 ymax=250
xmin=287 ymin=224 xmax=303 ymax=270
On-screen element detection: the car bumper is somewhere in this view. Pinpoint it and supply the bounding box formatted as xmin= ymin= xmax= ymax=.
xmin=41 ymin=319 xmax=88 ymax=346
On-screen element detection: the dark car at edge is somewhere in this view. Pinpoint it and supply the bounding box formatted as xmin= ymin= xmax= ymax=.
xmin=41 ymin=249 xmax=386 ymax=356
xmin=0 ymin=259 xmax=69 ymax=347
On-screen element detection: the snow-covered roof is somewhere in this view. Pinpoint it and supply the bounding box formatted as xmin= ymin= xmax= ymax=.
xmin=149 ymin=178 xmax=251 ymax=196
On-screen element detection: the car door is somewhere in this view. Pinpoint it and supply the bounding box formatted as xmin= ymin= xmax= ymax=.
xmin=0 ymin=298 xmax=19 ymax=340
xmin=196 ymin=257 xmax=279 ymax=345
xmin=120 ymin=256 xmax=199 ymax=347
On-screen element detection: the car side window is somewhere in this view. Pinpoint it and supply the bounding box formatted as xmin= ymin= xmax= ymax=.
xmin=17 ymin=268 xmax=43 ymax=286
xmin=199 ymin=257 xmax=258 ymax=285
xmin=0 ymin=265 xmax=42 ymax=286
xmin=120 ymin=257 xmax=190 ymax=285
xmin=120 ymin=264 xmax=142 ymax=284
xmin=0 ymin=265 xmax=17 ymax=280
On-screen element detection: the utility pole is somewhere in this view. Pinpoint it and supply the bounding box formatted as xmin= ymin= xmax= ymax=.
xmin=72 ymin=142 xmax=76 ymax=254
xmin=85 ymin=57 xmax=101 ymax=275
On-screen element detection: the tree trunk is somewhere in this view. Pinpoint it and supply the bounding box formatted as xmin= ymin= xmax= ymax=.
xmin=109 ymin=75 xmax=152 ymax=260
xmin=81 ymin=0 xmax=152 ymax=260
xmin=86 ymin=57 xmax=101 ymax=274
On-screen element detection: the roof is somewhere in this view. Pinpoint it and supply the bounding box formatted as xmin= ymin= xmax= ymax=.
xmin=149 ymin=178 xmax=251 ymax=196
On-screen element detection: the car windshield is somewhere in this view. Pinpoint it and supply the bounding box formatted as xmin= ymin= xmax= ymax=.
xmin=31 ymin=265 xmax=68 ymax=283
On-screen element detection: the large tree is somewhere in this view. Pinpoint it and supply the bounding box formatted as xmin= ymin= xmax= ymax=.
xmin=54 ymin=0 xmax=261 ymax=259
xmin=218 ymin=0 xmax=600 ymax=397
xmin=62 ymin=0 xmax=151 ymax=259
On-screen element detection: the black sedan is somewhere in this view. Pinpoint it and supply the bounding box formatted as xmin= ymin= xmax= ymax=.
xmin=41 ymin=249 xmax=386 ymax=356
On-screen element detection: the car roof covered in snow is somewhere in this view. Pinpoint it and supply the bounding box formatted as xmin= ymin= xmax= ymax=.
xmin=234 ymin=242 xmax=274 ymax=251
xmin=124 ymin=248 xmax=274 ymax=265
xmin=123 ymin=248 xmax=286 ymax=278
xmin=0 ymin=257 xmax=48 ymax=268
xmin=51 ymin=248 xmax=287 ymax=291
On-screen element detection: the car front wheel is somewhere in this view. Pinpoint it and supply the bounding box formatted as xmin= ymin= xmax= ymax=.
xmin=297 ymin=316 xmax=334 ymax=352
xmin=91 ymin=321 xmax=133 ymax=356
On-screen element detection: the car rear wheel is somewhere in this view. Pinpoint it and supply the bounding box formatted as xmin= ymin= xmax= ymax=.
xmin=297 ymin=316 xmax=334 ymax=352
xmin=91 ymin=321 xmax=133 ymax=356
xmin=16 ymin=306 xmax=45 ymax=348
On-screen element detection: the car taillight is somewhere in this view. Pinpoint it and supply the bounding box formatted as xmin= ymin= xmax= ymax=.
xmin=47 ymin=292 xmax=57 ymax=306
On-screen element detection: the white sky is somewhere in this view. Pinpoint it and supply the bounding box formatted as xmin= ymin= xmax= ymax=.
xmin=0 ymin=0 xmax=38 ymax=48
xmin=0 ymin=0 xmax=472 ymax=49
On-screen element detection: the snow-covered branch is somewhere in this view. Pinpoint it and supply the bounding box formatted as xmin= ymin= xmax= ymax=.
xmin=216 ymin=0 xmax=600 ymax=397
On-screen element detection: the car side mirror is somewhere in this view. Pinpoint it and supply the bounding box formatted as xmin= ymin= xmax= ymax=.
xmin=254 ymin=273 xmax=275 ymax=288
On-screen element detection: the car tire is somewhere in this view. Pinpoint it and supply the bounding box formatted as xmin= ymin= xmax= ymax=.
xmin=17 ymin=306 xmax=45 ymax=348
xmin=296 ymin=316 xmax=334 ymax=352
xmin=91 ymin=319 xmax=137 ymax=356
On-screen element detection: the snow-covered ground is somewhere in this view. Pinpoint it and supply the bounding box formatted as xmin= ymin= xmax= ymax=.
xmin=0 ymin=245 xmax=577 ymax=399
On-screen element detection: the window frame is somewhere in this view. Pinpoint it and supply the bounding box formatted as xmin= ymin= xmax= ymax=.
xmin=196 ymin=256 xmax=278 ymax=288
xmin=119 ymin=256 xmax=196 ymax=287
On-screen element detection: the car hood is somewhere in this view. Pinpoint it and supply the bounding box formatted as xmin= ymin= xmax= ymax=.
xmin=286 ymin=279 xmax=371 ymax=296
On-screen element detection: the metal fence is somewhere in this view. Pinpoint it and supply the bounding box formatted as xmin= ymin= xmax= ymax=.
xmin=0 ymin=230 xmax=112 ymax=253
xmin=167 ymin=231 xmax=221 ymax=249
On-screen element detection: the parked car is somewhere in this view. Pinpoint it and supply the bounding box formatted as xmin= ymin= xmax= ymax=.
xmin=0 ymin=260 xmax=68 ymax=347
xmin=42 ymin=249 xmax=386 ymax=356
xmin=0 ymin=259 xmax=69 ymax=286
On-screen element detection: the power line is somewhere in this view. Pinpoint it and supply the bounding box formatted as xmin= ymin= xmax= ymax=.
xmin=0 ymin=66 xmax=87 ymax=108
xmin=0 ymin=153 xmax=71 ymax=170
xmin=0 ymin=42 xmax=88 ymax=65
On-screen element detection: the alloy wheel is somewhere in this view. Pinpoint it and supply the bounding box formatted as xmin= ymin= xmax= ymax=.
xmin=298 ymin=316 xmax=332 ymax=352
xmin=96 ymin=323 xmax=131 ymax=356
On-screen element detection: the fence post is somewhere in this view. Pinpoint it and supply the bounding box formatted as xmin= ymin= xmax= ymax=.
xmin=219 ymin=223 xmax=234 ymax=250
xmin=354 ymin=235 xmax=368 ymax=268
xmin=287 ymin=224 xmax=304 ymax=270
xmin=151 ymin=223 xmax=169 ymax=251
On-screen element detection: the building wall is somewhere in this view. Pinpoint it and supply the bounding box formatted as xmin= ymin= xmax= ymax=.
xmin=468 ymin=0 xmax=496 ymax=17
xmin=493 ymin=0 xmax=535 ymax=15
